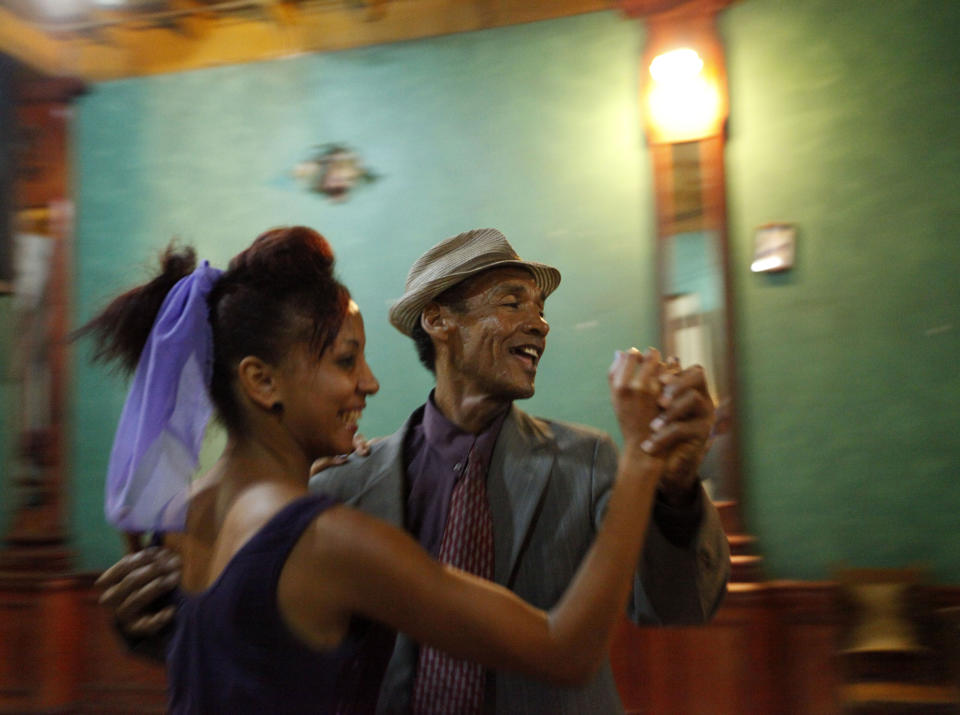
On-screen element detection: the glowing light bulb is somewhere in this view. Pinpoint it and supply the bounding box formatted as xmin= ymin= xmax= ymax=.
xmin=649 ymin=48 xmax=704 ymax=84
xmin=645 ymin=47 xmax=721 ymax=142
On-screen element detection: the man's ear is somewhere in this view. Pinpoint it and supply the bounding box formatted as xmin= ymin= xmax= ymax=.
xmin=420 ymin=303 xmax=450 ymax=340
xmin=237 ymin=356 xmax=280 ymax=411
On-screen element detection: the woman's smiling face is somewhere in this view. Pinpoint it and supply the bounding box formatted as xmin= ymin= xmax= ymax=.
xmin=277 ymin=300 xmax=379 ymax=459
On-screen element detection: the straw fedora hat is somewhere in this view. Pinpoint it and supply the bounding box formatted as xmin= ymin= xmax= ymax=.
xmin=388 ymin=228 xmax=562 ymax=336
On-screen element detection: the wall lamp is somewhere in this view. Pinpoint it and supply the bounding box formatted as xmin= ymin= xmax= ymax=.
xmin=624 ymin=0 xmax=732 ymax=144
xmin=646 ymin=47 xmax=722 ymax=142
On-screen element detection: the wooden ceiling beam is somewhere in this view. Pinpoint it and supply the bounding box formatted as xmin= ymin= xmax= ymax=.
xmin=1 ymin=0 xmax=615 ymax=80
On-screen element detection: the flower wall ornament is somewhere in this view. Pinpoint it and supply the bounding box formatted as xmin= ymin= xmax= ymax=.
xmin=293 ymin=144 xmax=378 ymax=201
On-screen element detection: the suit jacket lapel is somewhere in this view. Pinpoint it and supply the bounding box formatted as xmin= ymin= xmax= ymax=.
xmin=487 ymin=405 xmax=556 ymax=586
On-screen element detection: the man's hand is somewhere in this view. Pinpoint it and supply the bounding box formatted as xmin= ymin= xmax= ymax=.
xmin=608 ymin=348 xmax=664 ymax=449
xmin=309 ymin=432 xmax=374 ymax=477
xmin=644 ymin=364 xmax=715 ymax=505
xmin=95 ymin=547 xmax=182 ymax=638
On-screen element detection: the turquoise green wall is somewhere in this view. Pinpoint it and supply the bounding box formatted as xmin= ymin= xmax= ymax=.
xmin=66 ymin=1 xmax=960 ymax=582
xmin=70 ymin=13 xmax=656 ymax=569
xmin=722 ymin=0 xmax=960 ymax=581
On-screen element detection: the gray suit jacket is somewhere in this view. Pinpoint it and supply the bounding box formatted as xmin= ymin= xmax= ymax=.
xmin=310 ymin=404 xmax=730 ymax=714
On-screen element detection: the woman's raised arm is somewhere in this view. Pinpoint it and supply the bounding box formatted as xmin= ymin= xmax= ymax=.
xmin=283 ymin=348 xmax=666 ymax=686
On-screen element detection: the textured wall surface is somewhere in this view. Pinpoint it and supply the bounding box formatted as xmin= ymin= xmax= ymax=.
xmin=723 ymin=0 xmax=960 ymax=580
xmin=66 ymin=1 xmax=960 ymax=581
xmin=71 ymin=13 xmax=655 ymax=569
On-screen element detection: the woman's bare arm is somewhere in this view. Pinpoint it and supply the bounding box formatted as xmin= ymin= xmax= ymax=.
xmin=281 ymin=349 xmax=666 ymax=686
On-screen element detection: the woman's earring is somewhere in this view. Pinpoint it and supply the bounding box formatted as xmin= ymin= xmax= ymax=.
xmin=270 ymin=401 xmax=284 ymax=415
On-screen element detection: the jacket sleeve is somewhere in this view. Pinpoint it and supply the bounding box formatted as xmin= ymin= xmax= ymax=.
xmin=591 ymin=435 xmax=730 ymax=625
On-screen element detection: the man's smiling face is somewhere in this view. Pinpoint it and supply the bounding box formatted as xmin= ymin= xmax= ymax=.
xmin=439 ymin=266 xmax=550 ymax=403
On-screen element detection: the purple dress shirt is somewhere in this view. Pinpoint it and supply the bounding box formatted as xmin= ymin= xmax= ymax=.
xmin=401 ymin=392 xmax=701 ymax=554
xmin=403 ymin=393 xmax=509 ymax=555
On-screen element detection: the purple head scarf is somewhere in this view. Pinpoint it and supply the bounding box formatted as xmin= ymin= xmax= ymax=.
xmin=105 ymin=261 xmax=223 ymax=533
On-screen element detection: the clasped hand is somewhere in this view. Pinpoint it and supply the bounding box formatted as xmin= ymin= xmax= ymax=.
xmin=608 ymin=348 xmax=714 ymax=505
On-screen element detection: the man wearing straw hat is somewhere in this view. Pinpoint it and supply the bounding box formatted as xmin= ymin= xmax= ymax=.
xmin=102 ymin=228 xmax=729 ymax=714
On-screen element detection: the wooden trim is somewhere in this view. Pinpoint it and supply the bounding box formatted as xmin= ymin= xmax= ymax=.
xmin=839 ymin=682 xmax=960 ymax=704
xmin=17 ymin=77 xmax=87 ymax=105
xmin=649 ymin=137 xmax=746 ymax=537
xmin=2 ymin=576 xmax=957 ymax=714
xmin=2 ymin=92 xmax=77 ymax=574
xmin=0 ymin=7 xmax=66 ymax=78
xmin=621 ymin=0 xmax=737 ymax=19
xmin=612 ymin=581 xmax=960 ymax=714
xmin=1 ymin=0 xmax=617 ymax=81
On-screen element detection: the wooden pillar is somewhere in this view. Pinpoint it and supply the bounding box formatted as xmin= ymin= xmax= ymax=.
xmin=0 ymin=71 xmax=86 ymax=713
xmin=619 ymin=0 xmax=757 ymax=578
xmin=2 ymin=77 xmax=83 ymax=571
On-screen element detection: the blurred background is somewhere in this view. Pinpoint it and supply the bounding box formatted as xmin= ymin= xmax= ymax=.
xmin=1 ymin=0 xmax=958 ymax=712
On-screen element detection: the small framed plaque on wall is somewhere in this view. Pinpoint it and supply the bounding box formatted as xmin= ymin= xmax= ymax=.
xmin=751 ymin=223 xmax=796 ymax=273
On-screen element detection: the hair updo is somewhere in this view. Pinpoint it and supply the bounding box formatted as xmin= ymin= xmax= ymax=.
xmin=78 ymin=226 xmax=351 ymax=434
xmin=207 ymin=226 xmax=350 ymax=432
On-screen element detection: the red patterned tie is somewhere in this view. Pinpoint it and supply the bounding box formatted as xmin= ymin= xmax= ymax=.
xmin=411 ymin=447 xmax=494 ymax=715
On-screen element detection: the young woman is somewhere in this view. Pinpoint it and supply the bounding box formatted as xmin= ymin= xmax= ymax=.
xmin=82 ymin=226 xmax=668 ymax=714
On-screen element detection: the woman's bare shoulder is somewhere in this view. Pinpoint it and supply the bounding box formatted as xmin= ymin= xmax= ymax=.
xmin=300 ymin=503 xmax=427 ymax=588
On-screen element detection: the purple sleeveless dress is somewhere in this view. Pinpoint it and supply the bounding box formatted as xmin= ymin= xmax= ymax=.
xmin=166 ymin=493 xmax=393 ymax=714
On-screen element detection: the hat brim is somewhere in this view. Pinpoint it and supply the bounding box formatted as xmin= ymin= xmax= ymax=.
xmin=388 ymin=259 xmax=561 ymax=336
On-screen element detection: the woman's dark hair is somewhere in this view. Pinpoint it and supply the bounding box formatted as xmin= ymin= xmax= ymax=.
xmin=207 ymin=226 xmax=349 ymax=432
xmin=78 ymin=226 xmax=351 ymax=434
xmin=75 ymin=243 xmax=198 ymax=373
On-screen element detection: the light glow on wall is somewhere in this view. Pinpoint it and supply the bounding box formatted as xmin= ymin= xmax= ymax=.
xmin=750 ymin=255 xmax=785 ymax=273
xmin=646 ymin=48 xmax=722 ymax=143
